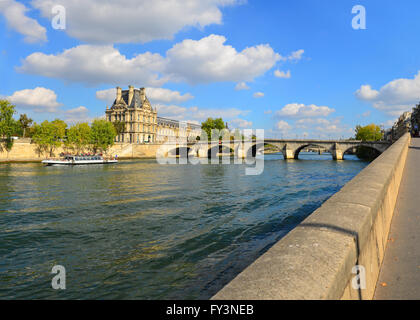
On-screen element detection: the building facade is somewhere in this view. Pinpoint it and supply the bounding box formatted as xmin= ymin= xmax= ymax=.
xmin=106 ymin=86 xmax=201 ymax=143
xmin=156 ymin=117 xmax=201 ymax=142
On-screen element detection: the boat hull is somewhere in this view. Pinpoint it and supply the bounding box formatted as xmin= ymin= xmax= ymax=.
xmin=42 ymin=160 xmax=118 ymax=166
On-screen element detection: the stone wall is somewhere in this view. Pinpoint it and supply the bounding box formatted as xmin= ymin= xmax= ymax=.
xmin=0 ymin=141 xmax=161 ymax=162
xmin=213 ymin=133 xmax=411 ymax=300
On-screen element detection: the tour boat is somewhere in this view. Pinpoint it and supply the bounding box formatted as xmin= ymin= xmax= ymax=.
xmin=42 ymin=154 xmax=118 ymax=166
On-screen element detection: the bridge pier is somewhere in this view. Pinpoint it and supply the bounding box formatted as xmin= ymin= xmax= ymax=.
xmin=282 ymin=144 xmax=296 ymax=160
xmin=332 ymin=149 xmax=344 ymax=160
xmin=197 ymin=146 xmax=208 ymax=158
xmin=236 ymin=147 xmax=246 ymax=159
xmin=331 ymin=143 xmax=344 ymax=160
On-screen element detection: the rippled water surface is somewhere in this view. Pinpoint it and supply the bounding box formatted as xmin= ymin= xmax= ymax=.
xmin=0 ymin=153 xmax=368 ymax=299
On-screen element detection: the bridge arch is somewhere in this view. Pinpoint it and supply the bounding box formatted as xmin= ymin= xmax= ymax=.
xmin=244 ymin=142 xmax=282 ymax=158
xmin=342 ymin=144 xmax=382 ymax=160
xmin=293 ymin=144 xmax=332 ymax=160
xmin=167 ymin=146 xmax=194 ymax=158
xmin=207 ymin=144 xmax=234 ymax=158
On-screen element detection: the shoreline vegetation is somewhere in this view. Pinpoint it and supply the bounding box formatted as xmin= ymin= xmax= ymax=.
xmin=1 ymin=99 xmax=117 ymax=159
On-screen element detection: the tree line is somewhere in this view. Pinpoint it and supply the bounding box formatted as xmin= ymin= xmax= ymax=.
xmin=0 ymin=99 xmax=117 ymax=156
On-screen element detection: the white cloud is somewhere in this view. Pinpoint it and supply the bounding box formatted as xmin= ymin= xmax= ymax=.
xmin=19 ymin=35 xmax=284 ymax=85
xmin=4 ymin=87 xmax=96 ymax=124
xmin=314 ymin=124 xmax=340 ymax=134
xmin=96 ymin=87 xmax=193 ymax=105
xmin=286 ymin=49 xmax=304 ymax=61
xmin=275 ymin=103 xmax=335 ymax=118
xmin=293 ymin=117 xmax=352 ymax=138
xmin=7 ymin=87 xmax=61 ymax=112
xmin=155 ymin=103 xmax=248 ymax=122
xmin=295 ymin=118 xmax=331 ymax=128
xmin=96 ymin=88 xmax=116 ymax=106
xmin=355 ymin=85 xmax=379 ymax=101
xmin=155 ymin=104 xmax=188 ymax=117
xmin=275 ymin=120 xmax=292 ymax=132
xmin=355 ymin=72 xmax=420 ymax=116
xmin=380 ymin=106 xmax=412 ymax=117
xmin=32 ymin=0 xmax=241 ymax=44
xmin=253 ymin=92 xmax=264 ymax=98
xmin=63 ymin=106 xmax=92 ymax=124
xmin=274 ymin=69 xmax=291 ymax=79
xmin=164 ymin=34 xmax=281 ymax=83
xmin=235 ymin=82 xmax=250 ymax=90
xmin=381 ymin=119 xmax=396 ymax=128
xmin=18 ymin=45 xmax=166 ymax=86
xmin=146 ymin=87 xmax=193 ymax=103
xmin=229 ymin=118 xmax=252 ymax=128
xmin=0 ymin=0 xmax=46 ymax=43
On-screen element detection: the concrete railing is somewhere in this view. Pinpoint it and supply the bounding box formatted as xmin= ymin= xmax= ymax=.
xmin=213 ymin=133 xmax=411 ymax=300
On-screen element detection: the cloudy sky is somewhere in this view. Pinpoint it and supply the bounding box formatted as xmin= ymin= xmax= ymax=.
xmin=1 ymin=0 xmax=420 ymax=138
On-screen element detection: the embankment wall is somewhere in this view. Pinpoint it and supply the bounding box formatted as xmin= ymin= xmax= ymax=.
xmin=213 ymin=133 xmax=411 ymax=300
xmin=0 ymin=141 xmax=161 ymax=161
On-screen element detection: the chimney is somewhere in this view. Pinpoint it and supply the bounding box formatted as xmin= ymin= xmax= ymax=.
xmin=140 ymin=87 xmax=146 ymax=103
xmin=116 ymin=86 xmax=122 ymax=103
xmin=128 ymin=85 xmax=134 ymax=106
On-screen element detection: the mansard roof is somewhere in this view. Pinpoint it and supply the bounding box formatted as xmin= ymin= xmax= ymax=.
xmin=111 ymin=88 xmax=154 ymax=111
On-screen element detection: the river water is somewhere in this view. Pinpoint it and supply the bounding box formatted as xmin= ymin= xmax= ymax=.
xmin=0 ymin=153 xmax=368 ymax=299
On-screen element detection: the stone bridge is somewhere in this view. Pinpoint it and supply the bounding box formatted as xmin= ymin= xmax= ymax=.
xmin=160 ymin=139 xmax=391 ymax=160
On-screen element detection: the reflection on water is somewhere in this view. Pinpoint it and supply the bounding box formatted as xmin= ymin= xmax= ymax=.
xmin=0 ymin=153 xmax=368 ymax=299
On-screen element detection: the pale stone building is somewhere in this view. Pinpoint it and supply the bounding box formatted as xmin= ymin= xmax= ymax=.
xmin=156 ymin=117 xmax=202 ymax=142
xmin=106 ymin=86 xmax=201 ymax=143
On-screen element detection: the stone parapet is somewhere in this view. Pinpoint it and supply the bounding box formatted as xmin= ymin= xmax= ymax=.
xmin=213 ymin=133 xmax=411 ymax=300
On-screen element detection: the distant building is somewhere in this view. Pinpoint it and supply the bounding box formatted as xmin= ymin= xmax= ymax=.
xmin=156 ymin=117 xmax=201 ymax=143
xmin=105 ymin=86 xmax=201 ymax=143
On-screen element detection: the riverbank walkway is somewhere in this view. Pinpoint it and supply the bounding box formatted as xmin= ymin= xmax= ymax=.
xmin=374 ymin=137 xmax=420 ymax=299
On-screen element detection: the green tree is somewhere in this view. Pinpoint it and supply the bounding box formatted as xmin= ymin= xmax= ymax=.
xmin=201 ymin=117 xmax=226 ymax=140
xmin=51 ymin=119 xmax=67 ymax=141
xmin=66 ymin=122 xmax=91 ymax=153
xmin=32 ymin=120 xmax=67 ymax=157
xmin=355 ymin=124 xmax=383 ymax=160
xmin=0 ymin=99 xmax=17 ymax=152
xmin=90 ymin=119 xmax=116 ymax=153
xmin=355 ymin=124 xmax=383 ymax=141
xmin=19 ymin=114 xmax=33 ymax=138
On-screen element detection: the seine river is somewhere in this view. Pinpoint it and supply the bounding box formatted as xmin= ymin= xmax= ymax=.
xmin=0 ymin=153 xmax=368 ymax=299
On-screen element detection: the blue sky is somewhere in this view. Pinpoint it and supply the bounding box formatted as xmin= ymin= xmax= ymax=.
xmin=1 ymin=0 xmax=420 ymax=139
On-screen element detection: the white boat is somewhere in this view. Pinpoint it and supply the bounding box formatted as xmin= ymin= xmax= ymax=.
xmin=42 ymin=155 xmax=118 ymax=166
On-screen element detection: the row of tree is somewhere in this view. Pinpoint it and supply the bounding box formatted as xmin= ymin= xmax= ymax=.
xmin=0 ymin=101 xmax=34 ymax=139
xmin=0 ymin=99 xmax=117 ymax=156
xmin=31 ymin=119 xmax=116 ymax=156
